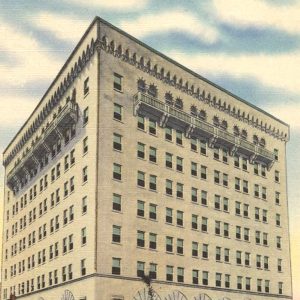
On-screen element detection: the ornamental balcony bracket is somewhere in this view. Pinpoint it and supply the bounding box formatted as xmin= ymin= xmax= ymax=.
xmin=134 ymin=91 xmax=275 ymax=168
xmin=6 ymin=101 xmax=79 ymax=191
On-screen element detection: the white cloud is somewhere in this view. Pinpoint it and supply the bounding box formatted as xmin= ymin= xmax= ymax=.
xmin=63 ymin=0 xmax=148 ymax=10
xmin=213 ymin=0 xmax=300 ymax=34
xmin=168 ymin=50 xmax=300 ymax=95
xmin=0 ymin=17 xmax=63 ymax=87
xmin=0 ymin=96 xmax=37 ymax=128
xmin=30 ymin=12 xmax=89 ymax=42
xmin=120 ymin=10 xmax=219 ymax=44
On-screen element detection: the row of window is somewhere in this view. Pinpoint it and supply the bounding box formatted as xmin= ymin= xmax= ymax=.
xmin=111 ymin=258 xmax=284 ymax=294
xmin=3 ymin=259 xmax=87 ymax=299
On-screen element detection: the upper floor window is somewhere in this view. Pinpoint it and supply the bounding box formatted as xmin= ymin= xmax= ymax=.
xmin=274 ymin=148 xmax=279 ymax=161
xmin=113 ymin=103 xmax=122 ymax=121
xmin=175 ymin=98 xmax=183 ymax=110
xmin=83 ymin=107 xmax=89 ymax=125
xmin=84 ymin=77 xmax=89 ymax=95
xmin=114 ymin=73 xmax=122 ymax=91
xmin=148 ymin=84 xmax=157 ymax=98
xmin=137 ymin=78 xmax=146 ymax=93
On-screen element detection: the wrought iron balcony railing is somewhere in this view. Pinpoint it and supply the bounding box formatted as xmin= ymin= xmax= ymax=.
xmin=6 ymin=101 xmax=78 ymax=190
xmin=134 ymin=92 xmax=274 ymax=167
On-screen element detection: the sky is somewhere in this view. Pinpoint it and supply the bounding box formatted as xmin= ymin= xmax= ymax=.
xmin=0 ymin=0 xmax=300 ymax=297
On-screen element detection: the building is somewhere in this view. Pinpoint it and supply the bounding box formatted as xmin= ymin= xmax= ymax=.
xmin=1 ymin=17 xmax=292 ymax=300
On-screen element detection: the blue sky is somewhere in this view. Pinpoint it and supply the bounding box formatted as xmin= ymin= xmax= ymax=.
xmin=1 ymin=0 xmax=300 ymax=295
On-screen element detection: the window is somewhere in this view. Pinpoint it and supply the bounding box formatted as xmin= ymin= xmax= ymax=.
xmin=256 ymin=255 xmax=262 ymax=268
xmin=225 ymin=274 xmax=230 ymax=288
xmin=275 ymin=191 xmax=280 ymax=205
xmin=278 ymin=258 xmax=282 ymax=272
xmin=202 ymin=244 xmax=208 ymax=259
xmin=215 ymin=221 xmax=221 ymax=235
xmin=243 ymin=204 xmax=249 ymax=217
xmin=137 ymin=115 xmax=145 ymax=130
xmin=177 ymin=239 xmax=184 ymax=254
xmin=216 ymin=273 xmax=222 ymax=287
xmin=236 ymin=226 xmax=241 ymax=239
xmin=137 ymin=171 xmax=145 ymax=187
xmin=201 ymin=190 xmax=207 ymax=205
xmin=264 ymin=256 xmax=269 ymax=269
xmin=191 ymin=137 xmax=197 ymax=151
xmin=137 ymin=261 xmax=145 ymax=277
xmin=216 ymin=246 xmax=221 ymax=261
xmin=274 ymin=148 xmax=279 ymax=161
xmin=237 ymin=276 xmax=243 ymax=290
xmin=255 ymin=207 xmax=260 ymax=221
xmin=176 ymin=210 xmax=183 ymax=226
xmin=166 ymin=265 xmax=173 ymax=281
xmin=149 ymin=147 xmax=157 ymax=163
xmin=166 ymin=236 xmax=173 ymax=252
xmin=254 ymin=162 xmax=259 ymax=175
xmin=137 ymin=200 xmax=145 ymax=217
xmin=191 ymin=187 xmax=198 ymax=203
xmin=165 ymin=127 xmax=172 ymax=141
xmin=176 ymin=183 xmax=183 ymax=198
xmin=192 ymin=214 xmax=198 ymax=230
xmin=165 ymin=152 xmax=173 ymax=168
xmin=202 ymin=271 xmax=208 ymax=285
xmin=113 ymin=133 xmax=122 ymax=151
xmin=113 ymin=73 xmax=122 ymax=91
xmin=149 ymin=204 xmax=156 ymax=220
xmin=223 ymin=197 xmax=229 ymax=212
xmin=112 ymin=258 xmax=120 ymax=275
xmin=255 ymin=231 xmax=261 ymax=244
xmin=192 ymin=242 xmax=198 ymax=257
xmin=191 ymin=162 xmax=197 ymax=176
xmin=113 ymin=164 xmax=121 ymax=180
xmin=149 ymin=119 xmax=156 ymax=135
xmin=149 ymin=174 xmax=157 ymax=190
xmin=277 ymin=236 xmax=282 ymax=249
xmin=235 ymin=178 xmax=240 ymax=191
xmin=149 ymin=263 xmax=157 ymax=279
xmin=68 ymin=264 xmax=73 ymax=280
xmin=214 ymin=195 xmax=221 ymax=210
xmin=176 ymin=130 xmax=183 ymax=145
xmin=244 ymin=228 xmax=250 ymax=241
xmin=149 ymin=233 xmax=157 ymax=250
xmin=224 ymin=248 xmax=230 ymax=262
xmin=246 ymin=277 xmax=251 ymax=291
xmin=275 ymin=170 xmax=280 ymax=183
xmin=82 ymin=196 xmax=87 ymax=214
xmin=83 ymin=137 xmax=88 ymax=155
xmin=257 ymin=279 xmax=262 ymax=292
xmin=70 ymin=176 xmax=75 ymax=193
xmin=177 ymin=267 xmax=184 ymax=282
xmin=236 ymin=251 xmax=242 ymax=265
xmin=112 ymin=225 xmax=121 ymax=243
xmin=234 ymin=155 xmax=240 ymax=168
xmin=254 ymin=184 xmax=259 ymax=197
xmin=262 ymin=186 xmax=267 ymax=199
xmin=261 ymin=165 xmax=266 ymax=177
xmin=166 ymin=179 xmax=173 ymax=195
xmin=201 ymin=165 xmax=207 ymax=179
xmin=82 ymin=166 xmax=88 ymax=183
xmin=222 ymin=149 xmax=228 ymax=163
xmin=214 ymin=170 xmax=220 ymax=184
xmin=83 ymin=107 xmax=89 ymax=125
xmin=176 ymin=156 xmax=183 ymax=171
xmin=265 ymin=280 xmax=270 ymax=293
xmin=114 ymin=103 xmax=122 ymax=121
xmin=262 ymin=209 xmax=268 ymax=222
xmin=113 ymin=194 xmax=121 ymax=211
xmin=70 ymin=149 xmax=75 ymax=165
xmin=278 ymin=282 xmax=283 ymax=295
xmin=192 ymin=270 xmax=199 ymax=284
xmin=242 ymin=157 xmax=248 ymax=171
xmin=243 ymin=180 xmax=248 ymax=193
xmin=137 ymin=231 xmax=145 ymax=247
xmin=223 ymin=173 xmax=228 ymax=187
xmin=200 ymin=140 xmax=207 ymax=155
xmin=137 ymin=142 xmax=145 ymax=159
xmin=276 ymin=214 xmax=281 ymax=226
xmin=84 ymin=77 xmax=89 ymax=95
xmin=201 ymin=217 xmax=208 ymax=232
xmin=245 ymin=252 xmax=250 ymax=266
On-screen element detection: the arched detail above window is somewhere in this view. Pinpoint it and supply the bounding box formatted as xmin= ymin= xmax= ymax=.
xmin=175 ymin=97 xmax=183 ymax=110
xmin=148 ymin=83 xmax=158 ymax=98
xmin=124 ymin=49 xmax=130 ymax=61
xmin=172 ymin=75 xmax=177 ymax=86
xmin=221 ymin=120 xmax=228 ymax=130
xmin=199 ymin=109 xmax=207 ymax=121
xmin=241 ymin=129 xmax=248 ymax=140
xmin=116 ymin=44 xmax=122 ymax=57
xmin=253 ymin=134 xmax=259 ymax=145
xmin=140 ymin=56 xmax=144 ymax=68
xmin=137 ymin=78 xmax=146 ymax=93
xmin=153 ymin=64 xmax=158 ymax=75
xmin=233 ymin=125 xmax=240 ymax=136
xmin=166 ymin=71 xmax=170 ymax=81
xmin=101 ymin=35 xmax=108 ymax=48
xmin=260 ymin=138 xmax=266 ymax=147
xmin=160 ymin=67 xmax=165 ymax=78
xmin=213 ymin=115 xmax=219 ymax=126
xmin=132 ymin=53 xmax=137 ymax=64
xmin=165 ymin=92 xmax=173 ymax=105
xmin=191 ymin=105 xmax=197 ymax=116
xmin=109 ymin=40 xmax=115 ymax=54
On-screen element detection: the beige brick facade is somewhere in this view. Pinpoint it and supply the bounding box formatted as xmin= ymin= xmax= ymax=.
xmin=1 ymin=17 xmax=292 ymax=300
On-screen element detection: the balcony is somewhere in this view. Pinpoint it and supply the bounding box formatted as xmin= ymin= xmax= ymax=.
xmin=6 ymin=101 xmax=79 ymax=190
xmin=134 ymin=92 xmax=274 ymax=168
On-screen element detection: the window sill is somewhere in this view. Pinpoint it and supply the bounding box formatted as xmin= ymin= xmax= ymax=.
xmin=113 ymin=118 xmax=124 ymax=124
xmin=84 ymin=91 xmax=90 ymax=98
xmin=113 ymin=149 xmax=123 ymax=153
xmin=112 ymin=242 xmax=121 ymax=246
xmin=112 ymin=210 xmax=122 ymax=214
xmin=113 ymin=88 xmax=123 ymax=93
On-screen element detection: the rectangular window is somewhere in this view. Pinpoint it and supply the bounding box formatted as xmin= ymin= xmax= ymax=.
xmin=177 ymin=267 xmax=184 ymax=282
xmin=113 ymin=73 xmax=122 ymax=91
xmin=191 ymin=137 xmax=197 ymax=151
xmin=176 ymin=130 xmax=183 ymax=145
xmin=149 ymin=174 xmax=157 ymax=190
xmin=202 ymin=271 xmax=208 ymax=285
xmin=256 ymin=255 xmax=262 ymax=268
xmin=213 ymin=147 xmax=220 ymax=160
xmin=83 ymin=107 xmax=89 ymax=125
xmin=112 ymin=258 xmax=120 ymax=275
xmin=192 ymin=242 xmax=198 ymax=257
xmin=137 ymin=200 xmax=145 ymax=217
xmin=166 ymin=207 xmax=173 ymax=224
xmin=257 ymin=279 xmax=262 ymax=292
xmin=177 ymin=239 xmax=184 ymax=254
xmin=224 ymin=248 xmax=230 ymax=263
xmin=84 ymin=77 xmax=89 ymax=95
xmin=245 ymin=252 xmax=250 ymax=266
xmin=243 ymin=204 xmax=249 ymax=217
xmin=222 ymin=148 xmax=228 ymax=163
xmin=149 ymin=203 xmax=157 ymax=220
xmin=275 ymin=170 xmax=280 ymax=183
xmin=214 ymin=195 xmax=221 ymax=210
xmin=166 ymin=179 xmax=173 ymax=195
xmin=235 ymin=177 xmax=240 ymax=190
xmin=191 ymin=162 xmax=197 ymax=176
xmin=202 ymin=244 xmax=208 ymax=259
xmin=176 ymin=210 xmax=183 ymax=226
xmin=166 ymin=236 xmax=173 ymax=252
xmin=70 ymin=149 xmax=75 ymax=165
xmin=149 ymin=263 xmax=157 ymax=279
xmin=137 ymin=171 xmax=145 ymax=187
xmin=176 ymin=183 xmax=183 ymax=198
xmin=265 ymin=280 xmax=270 ymax=293
xmin=261 ymin=165 xmax=266 ymax=177
xmin=166 ymin=265 xmax=173 ymax=281
xmin=113 ymin=194 xmax=121 ymax=211
xmin=274 ymin=148 xmax=279 ymax=161
xmin=216 ymin=246 xmax=221 ymax=261
xmin=137 ymin=142 xmax=145 ymax=159
xmin=113 ymin=164 xmax=121 ymax=180
xmin=275 ymin=191 xmax=280 ymax=205
xmin=166 ymin=152 xmax=173 ymax=168
xmin=165 ymin=127 xmax=172 ymax=141
xmin=82 ymin=196 xmax=87 ymax=214
xmin=200 ymin=140 xmax=207 ymax=155
xmin=201 ymin=165 xmax=207 ymax=179
xmin=242 ymin=157 xmax=248 ymax=171
xmin=137 ymin=231 xmax=145 ymax=247
xmin=276 ymin=214 xmax=281 ymax=226
xmin=191 ymin=187 xmax=198 ymax=203
xmin=237 ymin=276 xmax=243 ymax=290
xmin=243 ymin=180 xmax=248 ymax=193
xmin=149 ymin=119 xmax=157 ymax=135
xmin=223 ymin=197 xmax=229 ymax=211
xmin=277 ymin=236 xmax=282 ymax=249
xmin=113 ymin=133 xmax=122 ymax=151
xmin=201 ymin=190 xmax=207 ymax=205
xmin=137 ymin=261 xmax=145 ymax=277
xmin=214 ymin=170 xmax=220 ymax=184
xmin=149 ymin=147 xmax=157 ymax=163
xmin=137 ymin=115 xmax=145 ymax=130
xmin=246 ymin=277 xmax=251 ymax=291
xmin=176 ymin=156 xmax=183 ymax=172
xmin=114 ymin=103 xmax=122 ymax=121
xmin=223 ymin=173 xmax=228 ymax=187
xmin=112 ymin=225 xmax=121 ymax=243
xmin=192 ymin=214 xmax=198 ymax=230
xmin=215 ymin=221 xmax=221 ymax=235
xmin=192 ymin=269 xmax=199 ymax=284
xmin=234 ymin=155 xmax=240 ymax=168
xmin=262 ymin=186 xmax=267 ymax=199
xmin=216 ymin=273 xmax=222 ymax=287
xmin=254 ymin=162 xmax=259 ymax=175
xmin=83 ymin=137 xmax=88 ymax=154
xmin=201 ymin=217 xmax=208 ymax=232
xmin=149 ymin=233 xmax=157 ymax=250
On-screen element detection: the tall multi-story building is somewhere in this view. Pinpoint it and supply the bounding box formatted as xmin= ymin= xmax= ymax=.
xmin=1 ymin=17 xmax=292 ymax=300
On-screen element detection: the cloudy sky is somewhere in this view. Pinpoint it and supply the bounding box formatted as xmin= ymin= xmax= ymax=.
xmin=0 ymin=0 xmax=300 ymax=296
